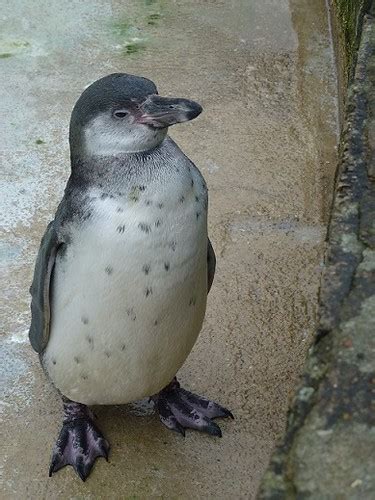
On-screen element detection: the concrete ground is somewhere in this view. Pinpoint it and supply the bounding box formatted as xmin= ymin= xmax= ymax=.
xmin=1 ymin=1 xmax=338 ymax=498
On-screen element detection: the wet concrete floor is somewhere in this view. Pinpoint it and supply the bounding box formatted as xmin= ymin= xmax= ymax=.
xmin=1 ymin=0 xmax=338 ymax=498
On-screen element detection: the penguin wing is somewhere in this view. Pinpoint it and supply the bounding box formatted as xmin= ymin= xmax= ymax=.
xmin=207 ymin=238 xmax=216 ymax=294
xmin=29 ymin=220 xmax=62 ymax=353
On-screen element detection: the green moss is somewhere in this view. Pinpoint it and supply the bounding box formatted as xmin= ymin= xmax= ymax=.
xmin=123 ymin=42 xmax=144 ymax=54
xmin=112 ymin=19 xmax=146 ymax=56
xmin=0 ymin=39 xmax=30 ymax=58
xmin=12 ymin=41 xmax=30 ymax=48
xmin=146 ymin=13 xmax=162 ymax=26
xmin=333 ymin=0 xmax=370 ymax=78
xmin=110 ymin=0 xmax=166 ymax=57
xmin=148 ymin=13 xmax=161 ymax=20
xmin=35 ymin=139 xmax=45 ymax=145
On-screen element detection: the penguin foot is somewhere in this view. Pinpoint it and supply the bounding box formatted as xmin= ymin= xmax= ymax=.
xmin=49 ymin=400 xmax=109 ymax=481
xmin=153 ymin=378 xmax=233 ymax=437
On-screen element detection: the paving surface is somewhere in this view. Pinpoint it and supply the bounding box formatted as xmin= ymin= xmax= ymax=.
xmin=0 ymin=1 xmax=338 ymax=498
xmin=259 ymin=6 xmax=375 ymax=499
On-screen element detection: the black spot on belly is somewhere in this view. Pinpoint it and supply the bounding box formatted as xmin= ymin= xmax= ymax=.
xmin=142 ymin=264 xmax=151 ymax=275
xmin=196 ymin=212 xmax=201 ymax=220
xmin=121 ymin=344 xmax=126 ymax=351
xmin=189 ymin=297 xmax=197 ymax=306
xmin=191 ymin=179 xmax=194 ymax=187
xmin=117 ymin=224 xmax=126 ymax=233
xmin=154 ymin=219 xmax=162 ymax=228
xmin=154 ymin=319 xmax=158 ymax=326
xmin=117 ymin=207 xmax=124 ymax=213
xmin=52 ymin=359 xmax=57 ymax=365
xmin=104 ymin=351 xmax=111 ymax=358
xmin=195 ymin=195 xmax=200 ymax=202
xmin=164 ymin=262 xmax=170 ymax=271
xmin=101 ymin=193 xmax=109 ymax=200
xmin=126 ymin=308 xmax=136 ymax=321
xmin=169 ymin=241 xmax=177 ymax=251
xmin=179 ymin=195 xmax=185 ymax=203
xmin=82 ymin=211 xmax=92 ymax=221
xmin=139 ymin=185 xmax=146 ymax=192
xmin=139 ymin=222 xmax=151 ymax=233
xmin=129 ymin=187 xmax=140 ymax=202
xmin=81 ymin=316 xmax=89 ymax=325
xmin=157 ymin=202 xmax=164 ymax=209
xmin=74 ymin=356 xmax=81 ymax=364
xmin=145 ymin=287 xmax=153 ymax=297
xmin=145 ymin=200 xmax=152 ymax=206
xmin=105 ymin=265 xmax=113 ymax=275
xmin=86 ymin=335 xmax=94 ymax=348
xmin=81 ymin=374 xmax=88 ymax=380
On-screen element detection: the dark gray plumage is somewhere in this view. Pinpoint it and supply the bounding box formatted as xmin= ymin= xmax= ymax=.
xmin=29 ymin=221 xmax=60 ymax=353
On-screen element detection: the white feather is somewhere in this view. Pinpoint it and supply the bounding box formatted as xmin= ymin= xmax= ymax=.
xmin=84 ymin=113 xmax=168 ymax=155
xmin=44 ymin=166 xmax=208 ymax=405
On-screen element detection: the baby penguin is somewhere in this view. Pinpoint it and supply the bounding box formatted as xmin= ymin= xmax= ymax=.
xmin=29 ymin=73 xmax=232 ymax=481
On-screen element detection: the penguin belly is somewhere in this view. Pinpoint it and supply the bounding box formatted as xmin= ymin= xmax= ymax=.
xmin=43 ymin=183 xmax=208 ymax=405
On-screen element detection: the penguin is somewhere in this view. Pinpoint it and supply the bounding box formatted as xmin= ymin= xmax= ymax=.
xmin=29 ymin=73 xmax=233 ymax=481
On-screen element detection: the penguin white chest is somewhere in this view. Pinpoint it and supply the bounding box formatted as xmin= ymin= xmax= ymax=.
xmin=44 ymin=173 xmax=208 ymax=405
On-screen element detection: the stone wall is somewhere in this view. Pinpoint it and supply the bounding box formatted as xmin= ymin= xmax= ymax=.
xmin=257 ymin=2 xmax=375 ymax=498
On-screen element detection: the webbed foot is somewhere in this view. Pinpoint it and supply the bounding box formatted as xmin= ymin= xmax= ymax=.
xmin=153 ymin=378 xmax=233 ymax=437
xmin=49 ymin=400 xmax=110 ymax=481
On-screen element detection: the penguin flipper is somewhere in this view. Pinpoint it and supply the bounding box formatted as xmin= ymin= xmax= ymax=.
xmin=207 ymin=238 xmax=216 ymax=294
xmin=29 ymin=220 xmax=62 ymax=353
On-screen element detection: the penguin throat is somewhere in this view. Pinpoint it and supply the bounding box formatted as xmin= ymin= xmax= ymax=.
xmin=82 ymin=115 xmax=168 ymax=156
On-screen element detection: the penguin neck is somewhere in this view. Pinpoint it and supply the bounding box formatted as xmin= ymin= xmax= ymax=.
xmin=69 ymin=136 xmax=178 ymax=189
xmin=69 ymin=120 xmax=168 ymax=165
xmin=83 ymin=123 xmax=168 ymax=156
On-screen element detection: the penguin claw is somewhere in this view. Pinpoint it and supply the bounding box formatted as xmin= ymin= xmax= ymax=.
xmin=179 ymin=387 xmax=234 ymax=420
xmin=155 ymin=396 xmax=186 ymax=436
xmin=49 ymin=417 xmax=110 ymax=481
xmin=153 ymin=378 xmax=233 ymax=437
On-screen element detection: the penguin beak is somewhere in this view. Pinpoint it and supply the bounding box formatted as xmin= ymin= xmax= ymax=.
xmin=138 ymin=95 xmax=202 ymax=128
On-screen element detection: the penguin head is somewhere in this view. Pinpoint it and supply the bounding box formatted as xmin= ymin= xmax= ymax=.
xmin=69 ymin=73 xmax=202 ymax=158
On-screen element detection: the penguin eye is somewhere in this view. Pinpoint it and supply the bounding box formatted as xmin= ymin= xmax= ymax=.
xmin=113 ymin=110 xmax=130 ymax=119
